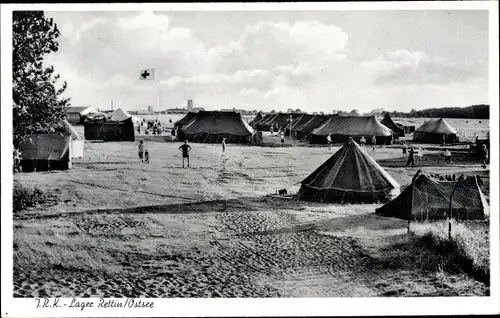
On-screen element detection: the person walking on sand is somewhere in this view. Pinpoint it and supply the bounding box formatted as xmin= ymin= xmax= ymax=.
xmin=444 ymin=149 xmax=452 ymax=163
xmin=222 ymin=137 xmax=226 ymax=152
xmin=481 ymin=144 xmax=488 ymax=169
xmin=402 ymin=141 xmax=408 ymax=158
xmin=326 ymin=133 xmax=332 ymax=150
xmin=406 ymin=147 xmax=415 ymax=168
xmin=179 ymin=140 xmax=192 ymax=168
xmin=371 ymin=135 xmax=377 ymax=151
xmin=138 ymin=140 xmax=145 ymax=163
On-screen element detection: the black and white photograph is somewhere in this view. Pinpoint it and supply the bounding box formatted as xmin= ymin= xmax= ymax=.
xmin=1 ymin=2 xmax=499 ymax=317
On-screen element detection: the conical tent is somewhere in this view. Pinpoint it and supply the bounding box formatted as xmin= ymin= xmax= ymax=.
xmin=309 ymin=116 xmax=393 ymax=144
xmin=376 ymin=173 xmax=489 ymax=220
xmin=380 ymin=113 xmax=405 ymax=137
xmin=298 ymin=138 xmax=400 ymax=203
xmin=413 ymin=118 xmax=459 ymax=143
xmin=178 ymin=111 xmax=254 ymax=143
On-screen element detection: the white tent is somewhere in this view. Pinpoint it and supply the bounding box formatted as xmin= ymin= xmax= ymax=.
xmin=110 ymin=108 xmax=132 ymax=122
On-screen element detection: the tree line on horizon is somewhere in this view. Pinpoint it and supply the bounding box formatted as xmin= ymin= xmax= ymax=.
xmin=379 ymin=104 xmax=489 ymax=119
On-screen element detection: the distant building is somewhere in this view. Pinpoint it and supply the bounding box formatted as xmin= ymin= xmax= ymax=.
xmin=192 ymin=107 xmax=205 ymax=112
xmin=66 ymin=106 xmax=98 ymax=124
xmin=187 ymin=99 xmax=194 ymax=112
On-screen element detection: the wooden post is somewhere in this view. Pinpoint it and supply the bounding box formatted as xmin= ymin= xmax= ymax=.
xmin=448 ymin=180 xmax=460 ymax=242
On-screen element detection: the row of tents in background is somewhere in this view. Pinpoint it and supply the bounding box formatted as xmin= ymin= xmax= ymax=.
xmin=16 ymin=107 xmax=485 ymax=173
xmin=66 ymin=106 xmax=465 ymax=146
xmin=173 ymin=111 xmax=460 ymax=145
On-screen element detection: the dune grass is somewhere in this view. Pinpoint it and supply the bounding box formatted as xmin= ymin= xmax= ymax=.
xmin=410 ymin=221 xmax=490 ymax=284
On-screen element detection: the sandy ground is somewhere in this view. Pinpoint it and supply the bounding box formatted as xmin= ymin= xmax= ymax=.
xmin=13 ymin=141 xmax=490 ymax=297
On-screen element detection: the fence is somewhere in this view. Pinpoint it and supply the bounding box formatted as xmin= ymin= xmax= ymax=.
xmin=407 ymin=170 xmax=490 ymax=241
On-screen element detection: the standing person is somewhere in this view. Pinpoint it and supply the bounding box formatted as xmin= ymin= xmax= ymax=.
xmin=402 ymin=141 xmax=408 ymax=158
xmin=444 ymin=149 xmax=452 ymax=163
xmin=270 ymin=126 xmax=274 ymax=136
xmin=137 ymin=125 xmax=141 ymax=135
xmin=442 ymin=134 xmax=446 ymax=145
xmin=326 ymin=133 xmax=332 ymax=150
xmin=371 ymin=135 xmax=377 ymax=151
xmin=279 ymin=130 xmax=284 ymax=146
xmin=179 ymin=140 xmax=192 ymax=168
xmin=481 ymin=144 xmax=488 ymax=169
xmin=222 ymin=137 xmax=226 ymax=152
xmin=360 ymin=135 xmax=366 ymax=148
xmin=406 ymin=147 xmax=415 ymax=168
xmin=417 ymin=147 xmax=424 ymax=161
xmin=144 ymin=148 xmax=150 ymax=164
xmin=138 ymin=140 xmax=145 ymax=163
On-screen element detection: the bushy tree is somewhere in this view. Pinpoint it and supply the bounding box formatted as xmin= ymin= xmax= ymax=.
xmin=13 ymin=11 xmax=70 ymax=149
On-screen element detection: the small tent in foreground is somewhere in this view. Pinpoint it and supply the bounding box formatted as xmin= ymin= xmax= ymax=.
xmin=376 ymin=171 xmax=489 ymax=220
xmin=177 ymin=111 xmax=255 ymax=143
xmin=19 ymin=134 xmax=72 ymax=172
xmin=380 ymin=113 xmax=405 ymax=137
xmin=298 ymin=138 xmax=400 ymax=203
xmin=413 ymin=118 xmax=459 ymax=143
xmin=309 ymin=116 xmax=393 ymax=144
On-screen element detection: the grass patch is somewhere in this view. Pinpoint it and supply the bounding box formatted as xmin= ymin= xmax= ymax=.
xmin=13 ymin=181 xmax=48 ymax=213
xmin=410 ymin=221 xmax=490 ymax=285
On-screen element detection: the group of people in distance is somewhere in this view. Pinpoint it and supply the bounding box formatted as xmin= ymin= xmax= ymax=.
xmin=136 ymin=125 xmax=490 ymax=170
xmin=137 ymin=119 xmax=163 ymax=136
xmin=137 ymin=137 xmax=229 ymax=168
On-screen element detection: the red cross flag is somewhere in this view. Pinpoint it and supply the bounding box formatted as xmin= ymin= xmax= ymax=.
xmin=139 ymin=69 xmax=155 ymax=80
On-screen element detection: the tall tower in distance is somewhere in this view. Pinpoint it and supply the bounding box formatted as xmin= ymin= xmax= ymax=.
xmin=187 ymin=99 xmax=193 ymax=112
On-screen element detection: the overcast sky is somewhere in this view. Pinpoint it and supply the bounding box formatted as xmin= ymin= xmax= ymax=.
xmin=44 ymin=10 xmax=489 ymax=113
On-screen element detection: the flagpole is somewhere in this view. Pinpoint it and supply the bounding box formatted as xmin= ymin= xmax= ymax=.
xmin=155 ymin=70 xmax=160 ymax=118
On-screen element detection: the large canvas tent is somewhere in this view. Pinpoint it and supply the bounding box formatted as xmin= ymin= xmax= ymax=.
xmin=413 ymin=118 xmax=459 ymax=143
xmin=380 ymin=113 xmax=405 ymax=137
xmin=19 ymin=134 xmax=72 ymax=172
xmin=294 ymin=115 xmax=331 ymax=140
xmin=376 ymin=172 xmax=489 ymax=220
xmin=84 ymin=108 xmax=135 ymax=142
xmin=63 ymin=120 xmax=84 ymax=158
xmin=309 ymin=116 xmax=393 ymax=144
xmin=298 ymin=138 xmax=400 ymax=203
xmin=177 ymin=111 xmax=255 ymax=143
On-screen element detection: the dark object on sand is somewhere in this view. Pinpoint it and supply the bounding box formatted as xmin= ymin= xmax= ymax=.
xmin=278 ymin=189 xmax=288 ymax=196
